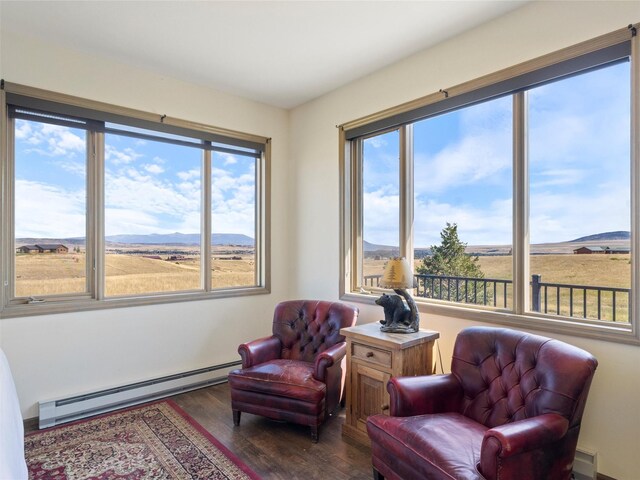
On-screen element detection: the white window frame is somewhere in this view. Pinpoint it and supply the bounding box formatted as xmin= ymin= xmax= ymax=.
xmin=339 ymin=25 xmax=640 ymax=344
xmin=0 ymin=82 xmax=271 ymax=317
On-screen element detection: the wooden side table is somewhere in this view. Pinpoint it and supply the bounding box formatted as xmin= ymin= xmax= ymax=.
xmin=340 ymin=322 xmax=439 ymax=445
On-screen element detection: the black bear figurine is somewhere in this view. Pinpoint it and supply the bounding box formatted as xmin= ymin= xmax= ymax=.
xmin=375 ymin=293 xmax=418 ymax=333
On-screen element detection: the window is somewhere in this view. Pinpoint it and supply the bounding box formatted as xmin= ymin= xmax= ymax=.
xmin=341 ymin=26 xmax=639 ymax=343
xmin=413 ymin=97 xmax=513 ymax=309
xmin=104 ymin=126 xmax=203 ymax=297
xmin=211 ymin=151 xmax=258 ymax=289
xmin=528 ymin=63 xmax=631 ymax=322
xmin=1 ymin=85 xmax=270 ymax=315
xmin=362 ymin=130 xmax=400 ymax=282
xmin=13 ymin=114 xmax=89 ymax=298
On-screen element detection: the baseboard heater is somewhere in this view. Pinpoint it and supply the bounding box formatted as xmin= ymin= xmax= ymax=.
xmin=38 ymin=360 xmax=241 ymax=429
xmin=573 ymin=446 xmax=597 ymax=480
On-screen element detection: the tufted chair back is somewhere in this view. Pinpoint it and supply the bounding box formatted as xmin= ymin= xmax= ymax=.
xmin=273 ymin=300 xmax=358 ymax=363
xmin=452 ymin=327 xmax=597 ymax=429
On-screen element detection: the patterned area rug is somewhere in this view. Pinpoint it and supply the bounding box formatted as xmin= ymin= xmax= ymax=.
xmin=25 ymin=400 xmax=260 ymax=480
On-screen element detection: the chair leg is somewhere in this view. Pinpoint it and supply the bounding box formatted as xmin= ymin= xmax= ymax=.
xmin=310 ymin=425 xmax=319 ymax=443
xmin=373 ymin=467 xmax=385 ymax=480
xmin=232 ymin=409 xmax=241 ymax=426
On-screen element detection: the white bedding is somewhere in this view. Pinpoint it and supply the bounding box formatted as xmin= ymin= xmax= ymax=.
xmin=0 ymin=348 xmax=28 ymax=480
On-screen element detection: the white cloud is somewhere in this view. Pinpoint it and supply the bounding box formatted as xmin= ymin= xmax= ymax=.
xmin=211 ymin=166 xmax=256 ymax=236
xmin=531 ymin=169 xmax=586 ymax=189
xmin=15 ymin=120 xmax=33 ymax=140
xmin=414 ymin=197 xmax=512 ymax=247
xmin=530 ymin=185 xmax=629 ymax=244
xmin=17 ymin=122 xmax=86 ymax=158
xmin=362 ymin=188 xmax=400 ymax=246
xmin=14 ymin=180 xmax=85 ymax=238
xmin=104 ymin=207 xmax=161 ymax=236
xmin=220 ymin=154 xmax=237 ymax=166
xmin=42 ymin=124 xmax=85 ymax=156
xmin=413 ymin=98 xmax=512 ymax=194
xmin=106 ymin=168 xmax=200 ymax=217
xmin=366 ymin=136 xmax=389 ymax=149
xmin=177 ymin=169 xmax=200 ymax=181
xmin=106 ymin=145 xmax=143 ymax=165
xmin=143 ymin=164 xmax=165 ymax=174
xmin=54 ymin=160 xmax=86 ymax=177
xmin=415 ymin=133 xmax=510 ymax=194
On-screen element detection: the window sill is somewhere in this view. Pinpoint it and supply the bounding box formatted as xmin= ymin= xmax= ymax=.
xmin=1 ymin=286 xmax=270 ymax=319
xmin=340 ymin=291 xmax=639 ymax=346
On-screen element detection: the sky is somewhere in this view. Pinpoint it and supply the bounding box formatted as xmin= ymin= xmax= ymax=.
xmin=363 ymin=60 xmax=631 ymax=248
xmin=13 ymin=61 xmax=630 ymax=247
xmin=14 ymin=121 xmax=256 ymax=240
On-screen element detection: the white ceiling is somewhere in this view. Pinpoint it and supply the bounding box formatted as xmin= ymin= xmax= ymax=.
xmin=1 ymin=1 xmax=529 ymax=109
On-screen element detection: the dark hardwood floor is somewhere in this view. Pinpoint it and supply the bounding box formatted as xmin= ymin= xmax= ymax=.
xmin=25 ymin=382 xmax=373 ymax=479
xmin=172 ymin=382 xmax=372 ymax=479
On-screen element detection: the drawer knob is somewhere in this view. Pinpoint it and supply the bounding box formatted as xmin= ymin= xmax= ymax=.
xmin=366 ymin=351 xmax=374 ymax=357
xmin=381 ymin=404 xmax=390 ymax=411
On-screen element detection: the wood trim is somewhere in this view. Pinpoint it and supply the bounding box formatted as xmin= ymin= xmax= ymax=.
xmin=162 ymin=116 xmax=268 ymax=146
xmin=2 ymin=81 xmax=269 ymax=147
xmin=3 ymin=81 xmax=161 ymax=124
xmin=597 ymin=473 xmax=618 ymax=480
xmin=340 ymin=25 xmax=636 ymax=133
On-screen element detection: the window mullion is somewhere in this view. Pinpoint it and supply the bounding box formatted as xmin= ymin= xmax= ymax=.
xmin=352 ymin=138 xmax=364 ymax=292
xmin=1 ymin=91 xmax=14 ymax=305
xmin=630 ymin=31 xmax=640 ymax=334
xmin=92 ymin=130 xmax=105 ymax=300
xmin=399 ymin=125 xmax=414 ymax=265
xmin=512 ymin=92 xmax=529 ymax=315
xmin=203 ymin=147 xmax=212 ymax=292
xmin=255 ymin=147 xmax=265 ymax=288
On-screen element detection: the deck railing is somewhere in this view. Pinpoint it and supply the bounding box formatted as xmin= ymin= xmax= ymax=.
xmin=363 ymin=273 xmax=630 ymax=322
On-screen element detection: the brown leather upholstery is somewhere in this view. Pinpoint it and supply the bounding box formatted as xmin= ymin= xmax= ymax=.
xmin=228 ymin=300 xmax=358 ymax=441
xmin=366 ymin=326 xmax=597 ymax=480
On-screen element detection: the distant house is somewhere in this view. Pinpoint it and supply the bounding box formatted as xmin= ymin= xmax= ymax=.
xmin=604 ymin=246 xmax=631 ymax=254
xmin=16 ymin=245 xmax=41 ymax=254
xmin=37 ymin=244 xmax=69 ymax=254
xmin=573 ymin=246 xmax=630 ymax=255
xmin=573 ymin=246 xmax=606 ymax=254
xmin=16 ymin=244 xmax=68 ymax=254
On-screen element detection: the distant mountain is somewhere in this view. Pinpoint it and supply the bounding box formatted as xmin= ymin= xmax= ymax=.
xmin=15 ymin=237 xmax=86 ymax=246
xmin=18 ymin=233 xmax=255 ymax=247
xmin=570 ymin=231 xmax=630 ymax=243
xmin=363 ymin=240 xmax=398 ymax=252
xmin=105 ymin=233 xmax=254 ymax=246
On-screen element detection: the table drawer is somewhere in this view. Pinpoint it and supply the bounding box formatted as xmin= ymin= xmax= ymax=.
xmin=352 ymin=342 xmax=392 ymax=368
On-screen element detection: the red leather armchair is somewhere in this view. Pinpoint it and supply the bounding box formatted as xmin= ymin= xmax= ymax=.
xmin=366 ymin=327 xmax=597 ymax=480
xmin=228 ymin=300 xmax=358 ymax=441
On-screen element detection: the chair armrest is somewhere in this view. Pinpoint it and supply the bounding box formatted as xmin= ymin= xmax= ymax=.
xmin=238 ymin=336 xmax=282 ymax=368
xmin=314 ymin=342 xmax=347 ymax=381
xmin=479 ymin=413 xmax=569 ymax=479
xmin=388 ymin=374 xmax=463 ymax=417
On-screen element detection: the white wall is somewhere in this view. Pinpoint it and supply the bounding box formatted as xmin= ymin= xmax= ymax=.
xmin=2 ymin=2 xmax=640 ymax=478
xmin=289 ymin=2 xmax=640 ymax=478
xmin=0 ymin=30 xmax=291 ymax=418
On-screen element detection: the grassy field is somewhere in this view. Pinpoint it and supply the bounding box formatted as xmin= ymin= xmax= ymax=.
xmin=364 ymin=254 xmax=631 ymax=322
xmin=15 ymin=250 xmax=256 ymax=297
xmin=16 ymin=250 xmax=631 ymax=322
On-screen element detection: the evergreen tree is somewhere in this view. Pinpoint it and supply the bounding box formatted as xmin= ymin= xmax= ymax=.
xmin=417 ymin=223 xmax=487 ymax=303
